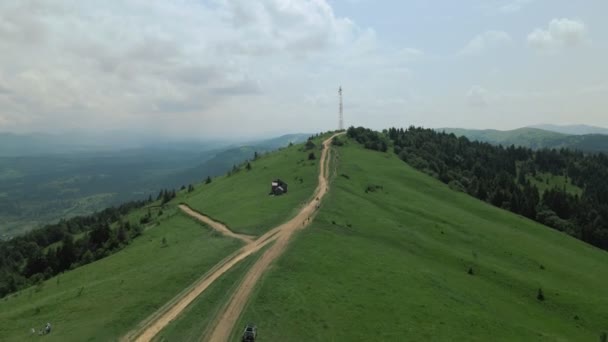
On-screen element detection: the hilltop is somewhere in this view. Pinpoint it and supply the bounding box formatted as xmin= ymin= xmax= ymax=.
xmin=233 ymin=135 xmax=608 ymax=341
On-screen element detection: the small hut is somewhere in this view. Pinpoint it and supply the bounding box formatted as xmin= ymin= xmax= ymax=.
xmin=270 ymin=179 xmax=288 ymax=195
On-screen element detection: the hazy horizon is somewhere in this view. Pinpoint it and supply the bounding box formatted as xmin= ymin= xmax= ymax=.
xmin=1 ymin=1 xmax=607 ymax=138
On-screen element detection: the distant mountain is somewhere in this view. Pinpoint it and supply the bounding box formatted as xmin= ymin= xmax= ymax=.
xmin=0 ymin=131 xmax=311 ymax=157
xmin=528 ymin=124 xmax=608 ymax=135
xmin=243 ymin=133 xmax=311 ymax=149
xmin=438 ymin=127 xmax=608 ymax=152
xmin=0 ymin=132 xmax=231 ymax=157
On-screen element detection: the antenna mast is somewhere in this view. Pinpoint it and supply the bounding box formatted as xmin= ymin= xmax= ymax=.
xmin=339 ymin=86 xmax=343 ymax=131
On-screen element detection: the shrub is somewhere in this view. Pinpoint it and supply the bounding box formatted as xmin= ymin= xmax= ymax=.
xmin=537 ymin=288 xmax=545 ymax=301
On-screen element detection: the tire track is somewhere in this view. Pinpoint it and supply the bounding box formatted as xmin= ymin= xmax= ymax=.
xmin=123 ymin=133 xmax=342 ymax=342
xmin=179 ymin=204 xmax=254 ymax=243
xmin=204 ymin=133 xmax=341 ymax=342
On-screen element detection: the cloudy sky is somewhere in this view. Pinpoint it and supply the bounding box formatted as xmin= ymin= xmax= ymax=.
xmin=0 ymin=0 xmax=607 ymax=138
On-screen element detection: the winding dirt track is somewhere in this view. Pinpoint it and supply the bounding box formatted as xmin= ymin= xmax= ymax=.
xmin=205 ymin=133 xmax=339 ymax=341
xmin=179 ymin=204 xmax=254 ymax=243
xmin=124 ymin=133 xmax=341 ymax=342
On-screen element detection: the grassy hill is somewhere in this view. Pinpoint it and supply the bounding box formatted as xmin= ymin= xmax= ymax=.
xmin=2 ymin=133 xmax=607 ymax=341
xmin=440 ymin=127 xmax=608 ymax=152
xmin=0 ymin=134 xmax=310 ymax=239
xmin=232 ymin=139 xmax=608 ymax=341
xmin=0 ymin=134 xmax=328 ymax=341
xmin=181 ymin=136 xmax=327 ymax=236
xmin=0 ymin=211 xmax=242 ymax=341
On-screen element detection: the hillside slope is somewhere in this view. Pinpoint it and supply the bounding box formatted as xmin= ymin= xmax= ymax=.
xmin=181 ymin=137 xmax=326 ymax=236
xmin=440 ymin=127 xmax=608 ymax=152
xmin=0 ymin=133 xmax=310 ymax=238
xmin=0 ymin=134 xmax=329 ymax=341
xmin=0 ymin=212 xmax=242 ymax=341
xmin=234 ymin=140 xmax=608 ymax=341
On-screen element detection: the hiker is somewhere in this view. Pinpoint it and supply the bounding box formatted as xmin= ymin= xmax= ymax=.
xmin=45 ymin=322 xmax=51 ymax=334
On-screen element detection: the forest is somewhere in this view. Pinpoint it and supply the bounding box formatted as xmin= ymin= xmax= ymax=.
xmin=347 ymin=126 xmax=608 ymax=252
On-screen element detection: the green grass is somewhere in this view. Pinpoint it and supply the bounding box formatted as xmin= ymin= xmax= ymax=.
xmin=527 ymin=172 xmax=583 ymax=196
xmin=182 ymin=136 xmax=329 ymax=236
xmin=153 ymin=245 xmax=269 ymax=342
xmin=234 ymin=140 xmax=608 ymax=341
xmin=0 ymin=213 xmax=242 ymax=342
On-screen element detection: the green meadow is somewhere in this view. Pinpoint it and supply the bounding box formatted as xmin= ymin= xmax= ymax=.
xmin=3 ymin=134 xmax=607 ymax=342
xmin=153 ymin=246 xmax=268 ymax=342
xmin=0 ymin=214 xmax=242 ymax=342
xmin=182 ymin=135 xmax=329 ymax=236
xmin=233 ymin=140 xmax=608 ymax=341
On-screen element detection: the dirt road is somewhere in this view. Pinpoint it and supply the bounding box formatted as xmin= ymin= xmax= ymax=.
xmin=179 ymin=204 xmax=254 ymax=243
xmin=205 ymin=133 xmax=339 ymax=342
xmin=124 ymin=133 xmax=342 ymax=342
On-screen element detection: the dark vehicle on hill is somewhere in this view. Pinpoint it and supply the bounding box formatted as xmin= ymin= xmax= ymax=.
xmin=242 ymin=323 xmax=257 ymax=341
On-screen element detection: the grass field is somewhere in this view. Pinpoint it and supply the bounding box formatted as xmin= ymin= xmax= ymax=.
xmin=233 ymin=140 xmax=608 ymax=341
xmin=152 ymin=245 xmax=268 ymax=342
xmin=182 ymin=135 xmax=329 ymax=236
xmin=526 ymin=172 xmax=583 ymax=196
xmin=0 ymin=213 xmax=242 ymax=342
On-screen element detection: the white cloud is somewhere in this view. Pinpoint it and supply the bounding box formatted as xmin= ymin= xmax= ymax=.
xmin=466 ymin=85 xmax=489 ymax=107
xmin=459 ymin=31 xmax=512 ymax=55
xmin=0 ymin=0 xmax=367 ymax=134
xmin=499 ymin=0 xmax=534 ymax=13
xmin=527 ymin=18 xmax=588 ymax=50
xmin=216 ymin=0 xmax=357 ymax=57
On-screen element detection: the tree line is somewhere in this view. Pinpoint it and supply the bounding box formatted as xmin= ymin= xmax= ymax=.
xmin=346 ymin=126 xmax=608 ymax=251
xmin=0 ymin=185 xmax=185 ymax=298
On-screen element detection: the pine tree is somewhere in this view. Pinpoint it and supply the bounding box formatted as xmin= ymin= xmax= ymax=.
xmin=58 ymin=235 xmax=76 ymax=271
xmin=162 ymin=189 xmax=172 ymax=204
xmin=537 ymin=288 xmax=545 ymax=301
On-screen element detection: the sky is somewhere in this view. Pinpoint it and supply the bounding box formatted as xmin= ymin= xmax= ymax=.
xmin=0 ymin=0 xmax=607 ymax=139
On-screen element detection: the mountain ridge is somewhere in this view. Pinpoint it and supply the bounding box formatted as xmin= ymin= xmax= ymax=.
xmin=438 ymin=126 xmax=608 ymax=152
xmin=528 ymin=124 xmax=608 ymax=135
